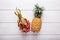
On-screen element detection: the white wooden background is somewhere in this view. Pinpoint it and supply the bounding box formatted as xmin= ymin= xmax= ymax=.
xmin=0 ymin=0 xmax=60 ymax=40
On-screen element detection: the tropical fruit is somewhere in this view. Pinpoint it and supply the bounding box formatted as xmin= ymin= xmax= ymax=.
xmin=31 ymin=4 xmax=44 ymax=32
xmin=14 ymin=8 xmax=30 ymax=33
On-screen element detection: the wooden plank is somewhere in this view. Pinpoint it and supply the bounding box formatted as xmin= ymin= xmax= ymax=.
xmin=0 ymin=0 xmax=60 ymax=10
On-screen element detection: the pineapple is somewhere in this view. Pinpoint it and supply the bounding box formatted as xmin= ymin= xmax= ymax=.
xmin=31 ymin=4 xmax=44 ymax=32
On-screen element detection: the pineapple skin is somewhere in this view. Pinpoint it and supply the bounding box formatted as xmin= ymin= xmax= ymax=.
xmin=31 ymin=17 xmax=42 ymax=32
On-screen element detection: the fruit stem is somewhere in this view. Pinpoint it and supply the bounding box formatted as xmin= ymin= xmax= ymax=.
xmin=14 ymin=8 xmax=23 ymax=19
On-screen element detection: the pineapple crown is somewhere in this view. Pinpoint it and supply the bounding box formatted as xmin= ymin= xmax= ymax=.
xmin=34 ymin=4 xmax=44 ymax=18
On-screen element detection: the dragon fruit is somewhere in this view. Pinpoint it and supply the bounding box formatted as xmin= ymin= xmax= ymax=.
xmin=14 ymin=8 xmax=30 ymax=32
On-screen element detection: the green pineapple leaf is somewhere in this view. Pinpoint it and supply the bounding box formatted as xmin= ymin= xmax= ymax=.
xmin=34 ymin=4 xmax=44 ymax=18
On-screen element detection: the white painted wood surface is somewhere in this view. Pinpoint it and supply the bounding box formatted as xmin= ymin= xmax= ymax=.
xmin=0 ymin=0 xmax=60 ymax=40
